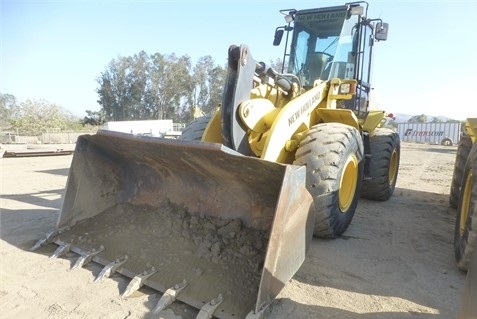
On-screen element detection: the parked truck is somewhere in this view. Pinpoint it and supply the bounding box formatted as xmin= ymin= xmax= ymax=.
xmin=397 ymin=122 xmax=462 ymax=146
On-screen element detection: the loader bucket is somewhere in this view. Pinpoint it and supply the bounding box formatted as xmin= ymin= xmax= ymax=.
xmin=51 ymin=130 xmax=313 ymax=318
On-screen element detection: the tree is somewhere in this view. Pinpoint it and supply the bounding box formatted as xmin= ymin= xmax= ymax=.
xmin=96 ymin=51 xmax=195 ymax=122
xmin=10 ymin=99 xmax=77 ymax=135
xmin=0 ymin=93 xmax=19 ymax=128
xmin=182 ymin=56 xmax=226 ymax=123
xmin=82 ymin=110 xmax=107 ymax=126
xmin=148 ymin=53 xmax=193 ymax=120
xmin=97 ymin=56 xmax=135 ymax=121
xmin=408 ymin=114 xmax=428 ymax=123
xmin=129 ymin=51 xmax=152 ymax=119
xmin=448 ymin=118 xmax=461 ymax=123
xmin=206 ymin=64 xmax=227 ymax=114
xmin=269 ymin=57 xmax=287 ymax=73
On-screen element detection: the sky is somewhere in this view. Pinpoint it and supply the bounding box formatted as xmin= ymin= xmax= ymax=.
xmin=1 ymin=0 xmax=476 ymax=121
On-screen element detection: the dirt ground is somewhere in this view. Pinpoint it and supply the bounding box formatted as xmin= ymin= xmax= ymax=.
xmin=0 ymin=142 xmax=467 ymax=319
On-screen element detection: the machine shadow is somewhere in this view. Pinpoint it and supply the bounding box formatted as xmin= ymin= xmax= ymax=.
xmin=3 ymin=157 xmax=466 ymax=319
xmin=1 ymin=165 xmax=68 ymax=251
xmin=265 ymin=297 xmax=439 ymax=319
xmin=0 ymin=207 xmax=58 ymax=252
xmin=0 ymin=188 xmax=64 ymax=251
xmin=285 ymin=187 xmax=464 ymax=319
xmin=35 ymin=167 xmax=70 ymax=176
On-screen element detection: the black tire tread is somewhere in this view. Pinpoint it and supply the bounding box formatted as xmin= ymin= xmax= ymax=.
xmin=294 ymin=123 xmax=364 ymax=238
xmin=455 ymin=142 xmax=477 ymax=271
xmin=179 ymin=115 xmax=212 ymax=141
xmin=450 ymin=136 xmax=472 ymax=209
xmin=360 ymin=128 xmax=400 ymax=201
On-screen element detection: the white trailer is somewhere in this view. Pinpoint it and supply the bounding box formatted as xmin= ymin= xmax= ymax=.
xmin=101 ymin=120 xmax=182 ymax=138
xmin=397 ymin=122 xmax=462 ymax=146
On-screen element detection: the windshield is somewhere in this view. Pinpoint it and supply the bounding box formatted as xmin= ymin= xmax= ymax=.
xmin=288 ymin=9 xmax=360 ymax=87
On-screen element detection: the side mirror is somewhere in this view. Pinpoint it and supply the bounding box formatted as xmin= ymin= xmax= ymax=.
xmin=273 ymin=29 xmax=284 ymax=46
xmin=375 ymin=22 xmax=389 ymax=41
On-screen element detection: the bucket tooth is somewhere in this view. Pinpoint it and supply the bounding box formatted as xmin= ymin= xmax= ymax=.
xmin=121 ymin=266 xmax=157 ymax=298
xmin=71 ymin=245 xmax=105 ymax=270
xmin=196 ymin=294 xmax=224 ymax=319
xmin=31 ymin=229 xmax=59 ymax=251
xmin=152 ymin=279 xmax=188 ymax=314
xmin=94 ymin=255 xmax=129 ymax=282
xmin=49 ymin=242 xmax=71 ymax=259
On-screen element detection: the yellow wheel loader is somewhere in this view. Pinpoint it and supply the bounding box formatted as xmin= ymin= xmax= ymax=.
xmin=32 ymin=2 xmax=398 ymax=318
xmin=452 ymin=118 xmax=477 ymax=271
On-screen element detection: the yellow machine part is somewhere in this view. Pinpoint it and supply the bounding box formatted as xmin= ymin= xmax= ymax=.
xmin=203 ymin=74 xmax=387 ymax=169
xmin=230 ymin=79 xmax=369 ymax=164
xmin=202 ymin=109 xmax=222 ymax=143
xmin=464 ymin=118 xmax=477 ymax=143
xmin=361 ymin=110 xmax=387 ymax=133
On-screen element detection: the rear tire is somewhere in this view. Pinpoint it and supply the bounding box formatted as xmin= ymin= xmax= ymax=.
xmin=360 ymin=128 xmax=400 ymax=201
xmin=450 ymin=136 xmax=472 ymax=209
xmin=454 ymin=142 xmax=477 ymax=272
xmin=179 ymin=115 xmax=212 ymax=141
xmin=441 ymin=138 xmax=453 ymax=146
xmin=294 ymin=123 xmax=364 ymax=238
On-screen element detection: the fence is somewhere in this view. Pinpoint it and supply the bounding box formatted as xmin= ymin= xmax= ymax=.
xmin=0 ymin=126 xmax=186 ymax=144
xmin=0 ymin=132 xmax=87 ymax=144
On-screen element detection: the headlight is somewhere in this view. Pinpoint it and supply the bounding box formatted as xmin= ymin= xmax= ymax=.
xmin=339 ymin=82 xmax=356 ymax=95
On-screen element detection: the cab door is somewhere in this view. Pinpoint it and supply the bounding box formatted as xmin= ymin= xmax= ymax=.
xmin=352 ymin=23 xmax=374 ymax=118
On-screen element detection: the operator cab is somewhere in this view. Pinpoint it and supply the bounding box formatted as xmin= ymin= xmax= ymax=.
xmin=290 ymin=7 xmax=356 ymax=87
xmin=274 ymin=2 xmax=388 ymax=118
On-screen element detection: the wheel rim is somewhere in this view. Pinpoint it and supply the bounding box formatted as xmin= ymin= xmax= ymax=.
xmin=339 ymin=154 xmax=358 ymax=212
xmin=460 ymin=171 xmax=473 ymax=236
xmin=388 ymin=148 xmax=399 ymax=186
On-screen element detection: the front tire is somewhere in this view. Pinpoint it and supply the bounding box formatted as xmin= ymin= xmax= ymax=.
xmin=360 ymin=128 xmax=400 ymax=201
xmin=450 ymin=136 xmax=472 ymax=209
xmin=454 ymin=141 xmax=477 ymax=271
xmin=294 ymin=123 xmax=364 ymax=238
